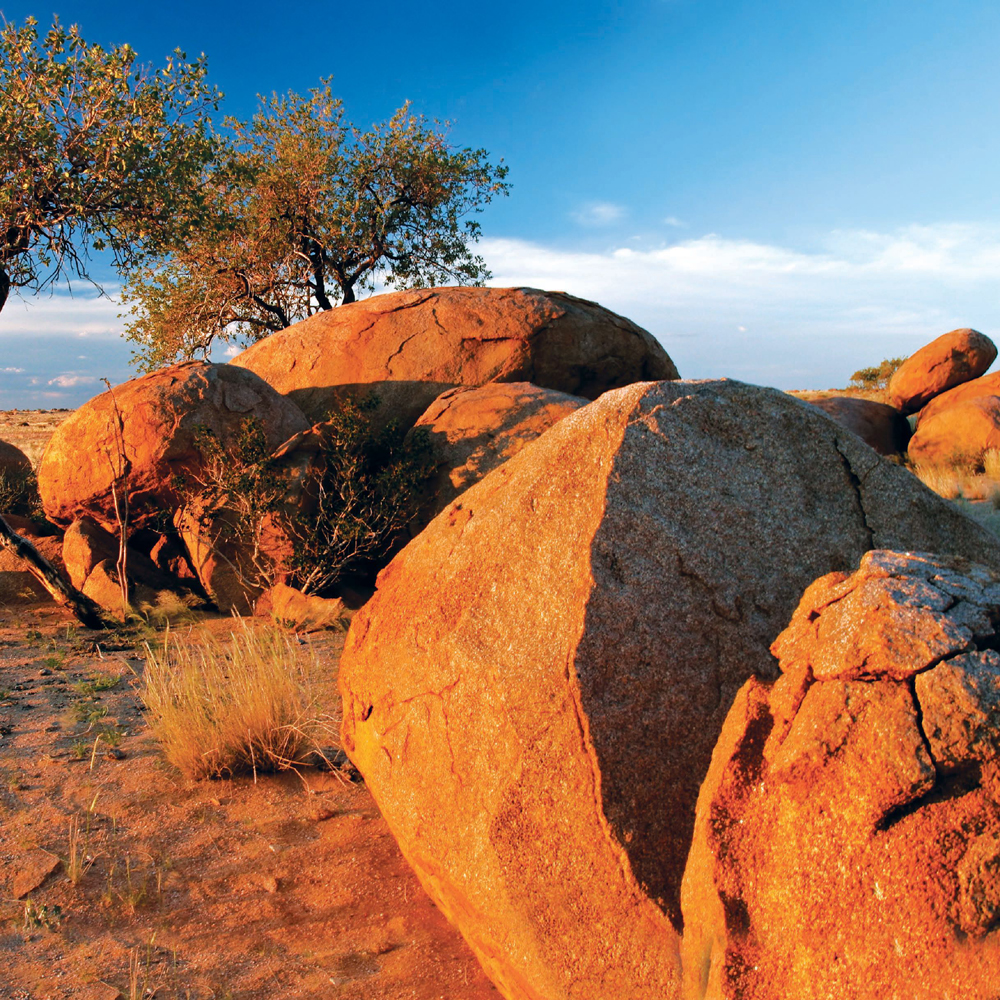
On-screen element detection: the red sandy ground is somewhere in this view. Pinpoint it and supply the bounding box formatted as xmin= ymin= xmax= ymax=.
xmin=0 ymin=603 xmax=501 ymax=1000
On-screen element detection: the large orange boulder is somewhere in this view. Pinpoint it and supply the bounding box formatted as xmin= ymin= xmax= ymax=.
xmin=888 ymin=328 xmax=996 ymax=414
xmin=339 ymin=379 xmax=1000 ymax=1000
xmin=918 ymin=369 xmax=1000 ymax=426
xmin=908 ymin=396 xmax=1000 ymax=467
xmin=37 ymin=361 xmax=309 ymax=531
xmin=682 ymin=550 xmax=1000 ymax=1000
xmin=409 ymin=382 xmax=588 ymax=527
xmin=805 ymin=396 xmax=910 ymax=455
xmin=230 ymin=286 xmax=678 ymax=425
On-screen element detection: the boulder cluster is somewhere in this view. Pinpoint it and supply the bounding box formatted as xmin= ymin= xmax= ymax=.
xmin=806 ymin=327 xmax=1000 ymax=467
xmin=11 ymin=287 xmax=675 ymax=622
xmin=340 ymin=377 xmax=1000 ymax=1000
xmin=6 ymin=288 xmax=1000 ymax=998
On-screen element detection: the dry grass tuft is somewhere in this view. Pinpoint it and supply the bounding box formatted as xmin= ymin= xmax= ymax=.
xmin=912 ymin=449 xmax=1000 ymax=505
xmin=141 ymin=622 xmax=336 ymax=781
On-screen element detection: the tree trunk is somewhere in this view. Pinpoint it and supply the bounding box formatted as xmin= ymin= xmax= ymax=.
xmin=341 ymin=283 xmax=356 ymax=305
xmin=0 ymin=515 xmax=112 ymax=629
xmin=0 ymin=267 xmax=9 ymax=314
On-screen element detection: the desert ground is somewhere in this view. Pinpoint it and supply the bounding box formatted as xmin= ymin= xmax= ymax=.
xmin=0 ymin=602 xmax=501 ymax=999
xmin=0 ymin=411 xmax=502 ymax=998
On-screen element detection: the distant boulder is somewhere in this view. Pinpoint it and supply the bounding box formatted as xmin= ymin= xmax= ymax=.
xmin=888 ymin=328 xmax=996 ymax=414
xmin=230 ymin=286 xmax=678 ymax=426
xmin=908 ymin=396 xmax=1000 ymax=467
xmin=806 ymin=396 xmax=911 ymax=455
xmin=917 ymin=370 xmax=1000 ymax=427
xmin=340 ymin=379 xmax=1000 ymax=1000
xmin=0 ymin=441 xmax=31 ymax=479
xmin=408 ymin=382 xmax=588 ymax=528
xmin=682 ymin=550 xmax=1000 ymax=1000
xmin=38 ymin=361 xmax=309 ymax=531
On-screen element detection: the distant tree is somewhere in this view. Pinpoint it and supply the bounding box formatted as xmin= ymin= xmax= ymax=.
xmin=849 ymin=357 xmax=907 ymax=392
xmin=0 ymin=16 xmax=220 ymax=315
xmin=122 ymin=82 xmax=510 ymax=370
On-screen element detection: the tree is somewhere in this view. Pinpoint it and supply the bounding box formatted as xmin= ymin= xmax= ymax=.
xmin=122 ymin=82 xmax=510 ymax=369
xmin=0 ymin=15 xmax=221 ymax=315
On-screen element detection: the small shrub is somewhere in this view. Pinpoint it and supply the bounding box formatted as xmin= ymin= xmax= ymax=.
xmin=848 ymin=357 xmax=907 ymax=392
xmin=185 ymin=395 xmax=434 ymax=596
xmin=141 ymin=622 xmax=335 ymax=780
xmin=290 ymin=395 xmax=434 ymax=594
xmin=0 ymin=466 xmax=43 ymax=519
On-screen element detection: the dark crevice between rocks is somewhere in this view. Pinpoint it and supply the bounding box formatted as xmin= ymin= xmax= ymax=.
xmin=833 ymin=436 xmax=875 ymax=551
xmin=876 ymin=676 xmax=983 ymax=832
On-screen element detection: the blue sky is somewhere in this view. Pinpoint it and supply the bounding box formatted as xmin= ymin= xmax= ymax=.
xmin=3 ymin=0 xmax=1000 ymax=406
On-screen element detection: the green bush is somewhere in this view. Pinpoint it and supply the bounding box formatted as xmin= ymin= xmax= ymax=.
xmin=187 ymin=396 xmax=434 ymax=596
xmin=848 ymin=357 xmax=907 ymax=392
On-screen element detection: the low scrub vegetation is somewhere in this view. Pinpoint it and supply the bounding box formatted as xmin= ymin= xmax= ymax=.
xmin=848 ymin=356 xmax=907 ymax=393
xmin=141 ymin=622 xmax=335 ymax=780
xmin=189 ymin=395 xmax=434 ymax=596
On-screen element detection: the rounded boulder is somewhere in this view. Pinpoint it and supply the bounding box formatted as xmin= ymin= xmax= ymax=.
xmin=888 ymin=328 xmax=996 ymax=414
xmin=38 ymin=361 xmax=309 ymax=531
xmin=682 ymin=551 xmax=1000 ymax=1000
xmin=408 ymin=381 xmax=588 ymax=528
xmin=230 ymin=286 xmax=678 ymax=425
xmin=805 ymin=395 xmax=911 ymax=455
xmin=908 ymin=396 xmax=1000 ymax=467
xmin=339 ymin=379 xmax=1000 ymax=1000
xmin=917 ymin=370 xmax=1000 ymax=427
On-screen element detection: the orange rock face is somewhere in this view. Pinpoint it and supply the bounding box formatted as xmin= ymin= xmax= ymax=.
xmin=230 ymin=286 xmax=678 ymax=425
xmin=37 ymin=361 xmax=309 ymax=531
xmin=806 ymin=396 xmax=911 ymax=455
xmin=888 ymin=328 xmax=996 ymax=414
xmin=908 ymin=396 xmax=1000 ymax=467
xmin=409 ymin=382 xmax=588 ymax=527
xmin=682 ymin=550 xmax=1000 ymax=1000
xmin=339 ymin=379 xmax=1000 ymax=1000
xmin=917 ymin=369 xmax=1000 ymax=426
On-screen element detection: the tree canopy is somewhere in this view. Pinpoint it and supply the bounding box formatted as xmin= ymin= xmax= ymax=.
xmin=123 ymin=82 xmax=510 ymax=370
xmin=0 ymin=16 xmax=221 ymax=314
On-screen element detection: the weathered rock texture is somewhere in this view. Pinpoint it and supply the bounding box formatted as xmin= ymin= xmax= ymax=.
xmin=805 ymin=396 xmax=911 ymax=455
xmin=682 ymin=550 xmax=1000 ymax=1000
xmin=230 ymin=286 xmax=678 ymax=425
xmin=38 ymin=361 xmax=309 ymax=531
xmin=339 ymin=379 xmax=1000 ymax=1000
xmin=888 ymin=328 xmax=996 ymax=414
xmin=918 ymin=369 xmax=1000 ymax=426
xmin=62 ymin=517 xmax=202 ymax=614
xmin=908 ymin=396 xmax=1000 ymax=467
xmin=409 ymin=382 xmax=588 ymax=526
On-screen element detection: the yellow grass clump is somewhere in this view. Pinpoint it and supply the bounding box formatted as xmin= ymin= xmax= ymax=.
xmin=142 ymin=622 xmax=335 ymax=780
xmin=912 ymin=448 xmax=1000 ymax=505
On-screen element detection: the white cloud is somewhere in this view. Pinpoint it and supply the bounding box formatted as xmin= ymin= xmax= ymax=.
xmin=47 ymin=374 xmax=99 ymax=387
xmin=0 ymin=367 xmax=25 ymax=373
xmin=572 ymin=201 xmax=627 ymax=226
xmin=0 ymin=289 xmax=122 ymax=340
xmin=481 ymin=224 xmax=1000 ymax=388
xmin=664 ymin=216 xmax=686 ymax=228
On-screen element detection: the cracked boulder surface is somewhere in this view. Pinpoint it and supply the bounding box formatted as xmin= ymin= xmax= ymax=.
xmin=887 ymin=327 xmax=996 ymax=414
xmin=37 ymin=360 xmax=309 ymax=531
xmin=681 ymin=550 xmax=1000 ymax=1000
xmin=406 ymin=381 xmax=588 ymax=531
xmin=229 ymin=286 xmax=678 ymax=426
xmin=339 ymin=379 xmax=1000 ymax=1000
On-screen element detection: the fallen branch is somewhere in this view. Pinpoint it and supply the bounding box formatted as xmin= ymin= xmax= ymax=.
xmin=0 ymin=514 xmax=112 ymax=629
